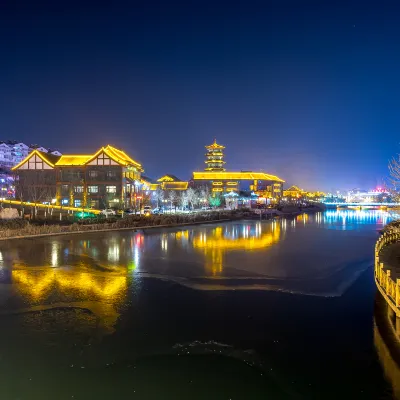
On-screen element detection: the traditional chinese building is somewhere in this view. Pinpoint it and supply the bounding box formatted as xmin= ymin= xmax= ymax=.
xmin=192 ymin=140 xmax=284 ymax=199
xmin=141 ymin=175 xmax=189 ymax=191
xmin=12 ymin=145 xmax=143 ymax=209
xmin=283 ymin=185 xmax=304 ymax=198
xmin=204 ymin=139 xmax=226 ymax=171
xmin=283 ymin=185 xmax=326 ymax=199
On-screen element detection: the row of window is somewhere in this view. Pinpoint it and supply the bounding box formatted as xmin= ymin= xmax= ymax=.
xmin=62 ymin=185 xmax=117 ymax=193
xmin=59 ymin=170 xmax=118 ymax=180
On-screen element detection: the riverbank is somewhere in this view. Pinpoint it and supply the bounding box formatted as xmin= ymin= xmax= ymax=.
xmin=0 ymin=210 xmax=252 ymax=240
xmin=0 ymin=205 xmax=324 ymax=241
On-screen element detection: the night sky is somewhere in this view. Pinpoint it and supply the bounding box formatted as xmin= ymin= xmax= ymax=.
xmin=1 ymin=1 xmax=399 ymax=191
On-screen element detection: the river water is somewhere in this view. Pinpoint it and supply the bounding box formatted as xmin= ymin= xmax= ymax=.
xmin=0 ymin=209 xmax=398 ymax=399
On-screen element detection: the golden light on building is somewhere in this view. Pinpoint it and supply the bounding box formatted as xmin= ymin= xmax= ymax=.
xmin=204 ymin=139 xmax=226 ymax=172
xmin=193 ymin=171 xmax=284 ymax=182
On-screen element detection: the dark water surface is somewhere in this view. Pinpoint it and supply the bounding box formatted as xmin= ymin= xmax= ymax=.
xmin=0 ymin=210 xmax=399 ymax=399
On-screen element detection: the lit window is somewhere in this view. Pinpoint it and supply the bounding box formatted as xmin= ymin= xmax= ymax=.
xmin=89 ymin=170 xmax=98 ymax=178
xmin=212 ymin=182 xmax=223 ymax=186
xmin=88 ymin=185 xmax=98 ymax=193
xmin=106 ymin=185 xmax=117 ymax=193
xmin=74 ymin=186 xmax=84 ymax=193
xmin=107 ymin=170 xmax=117 ymax=179
xmin=61 ymin=198 xmax=69 ymax=205
xmin=74 ymin=200 xmax=82 ymax=207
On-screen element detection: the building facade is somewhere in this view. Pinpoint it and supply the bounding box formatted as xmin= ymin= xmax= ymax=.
xmin=192 ymin=140 xmax=284 ymax=199
xmin=12 ymin=145 xmax=143 ymax=209
xmin=204 ymin=139 xmax=226 ymax=171
xmin=0 ymin=141 xmax=61 ymax=169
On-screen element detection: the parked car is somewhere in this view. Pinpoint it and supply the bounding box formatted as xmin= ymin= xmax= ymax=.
xmin=143 ymin=205 xmax=152 ymax=216
xmin=100 ymin=209 xmax=116 ymax=217
xmin=123 ymin=208 xmax=135 ymax=216
xmin=152 ymin=207 xmax=164 ymax=215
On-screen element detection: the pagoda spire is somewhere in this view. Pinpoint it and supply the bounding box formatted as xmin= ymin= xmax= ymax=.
xmin=204 ymin=139 xmax=226 ymax=171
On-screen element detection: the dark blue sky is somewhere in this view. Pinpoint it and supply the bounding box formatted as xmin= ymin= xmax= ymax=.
xmin=1 ymin=1 xmax=399 ymax=191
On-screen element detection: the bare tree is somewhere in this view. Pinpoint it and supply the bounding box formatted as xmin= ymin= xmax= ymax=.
xmin=167 ymin=190 xmax=177 ymax=212
xmin=16 ymin=171 xmax=56 ymax=217
xmin=186 ymin=187 xmax=196 ymax=210
xmin=152 ymin=187 xmax=164 ymax=209
xmin=389 ymin=154 xmax=400 ymax=188
xmin=388 ymin=155 xmax=400 ymax=201
xmin=179 ymin=191 xmax=189 ymax=210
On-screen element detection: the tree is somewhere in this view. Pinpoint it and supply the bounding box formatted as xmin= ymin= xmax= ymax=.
xmin=209 ymin=194 xmax=222 ymax=208
xmin=186 ymin=188 xmax=196 ymax=210
xmin=152 ymin=187 xmax=164 ymax=208
xmin=167 ymin=190 xmax=177 ymax=212
xmin=388 ymin=155 xmax=400 ymax=201
xmin=389 ymin=154 xmax=400 ymax=189
xmin=16 ymin=170 xmax=56 ymax=217
xmin=179 ymin=191 xmax=189 ymax=210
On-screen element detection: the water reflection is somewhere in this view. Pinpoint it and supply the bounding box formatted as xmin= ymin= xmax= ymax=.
xmin=12 ymin=269 xmax=127 ymax=304
xmin=374 ymin=294 xmax=400 ymax=399
xmin=323 ymin=209 xmax=391 ymax=226
xmin=191 ymin=223 xmax=281 ymax=276
xmin=0 ymin=209 xmax=392 ymax=318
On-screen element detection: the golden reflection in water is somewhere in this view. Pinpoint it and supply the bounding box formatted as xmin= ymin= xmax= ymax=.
xmin=11 ymin=269 xmax=127 ymax=305
xmin=192 ymin=222 xmax=281 ymax=276
xmin=374 ymin=319 xmax=400 ymax=399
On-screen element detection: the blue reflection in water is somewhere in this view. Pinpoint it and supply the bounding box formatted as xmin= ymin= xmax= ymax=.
xmin=322 ymin=209 xmax=391 ymax=229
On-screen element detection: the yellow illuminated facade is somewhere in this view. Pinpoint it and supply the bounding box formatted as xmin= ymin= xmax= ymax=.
xmin=193 ymin=171 xmax=284 ymax=198
xmin=204 ymin=139 xmax=226 ymax=171
xmin=144 ymin=174 xmax=189 ymax=191
xmin=13 ymin=145 xmax=144 ymax=209
xmin=283 ymin=185 xmax=304 ymax=198
xmin=283 ymin=185 xmax=326 ymax=199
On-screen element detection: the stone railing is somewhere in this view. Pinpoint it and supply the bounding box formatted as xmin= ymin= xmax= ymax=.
xmin=375 ymin=230 xmax=400 ymax=316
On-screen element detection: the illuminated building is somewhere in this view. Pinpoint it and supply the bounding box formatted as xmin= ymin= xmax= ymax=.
xmin=12 ymin=145 xmax=144 ymax=209
xmin=283 ymin=185 xmax=325 ymax=199
xmin=204 ymin=139 xmax=226 ymax=171
xmin=346 ymin=188 xmax=389 ymax=203
xmin=283 ymin=185 xmax=304 ymax=198
xmin=192 ymin=140 xmax=284 ymax=198
xmin=0 ymin=141 xmax=61 ymax=169
xmin=156 ymin=175 xmax=189 ymax=190
xmin=141 ymin=174 xmax=189 ymax=192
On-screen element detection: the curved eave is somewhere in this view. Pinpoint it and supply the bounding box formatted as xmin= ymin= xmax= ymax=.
xmin=205 ymin=144 xmax=225 ymax=150
xmin=83 ymin=146 xmax=143 ymax=171
xmin=106 ymin=146 xmax=143 ymax=171
xmin=11 ymin=150 xmax=55 ymax=171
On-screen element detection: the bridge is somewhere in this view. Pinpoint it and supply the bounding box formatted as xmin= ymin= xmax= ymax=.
xmin=323 ymin=202 xmax=400 ymax=207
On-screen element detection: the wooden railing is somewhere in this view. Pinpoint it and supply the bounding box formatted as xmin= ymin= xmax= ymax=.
xmin=375 ymin=230 xmax=400 ymax=316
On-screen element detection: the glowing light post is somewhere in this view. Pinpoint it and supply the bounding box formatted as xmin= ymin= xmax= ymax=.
xmin=137 ymin=195 xmax=142 ymax=215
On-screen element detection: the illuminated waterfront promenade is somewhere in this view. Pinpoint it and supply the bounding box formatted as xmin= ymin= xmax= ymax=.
xmin=375 ymin=231 xmax=400 ymax=320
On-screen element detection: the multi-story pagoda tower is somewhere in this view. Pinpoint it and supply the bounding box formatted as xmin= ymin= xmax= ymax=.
xmin=204 ymin=139 xmax=226 ymax=171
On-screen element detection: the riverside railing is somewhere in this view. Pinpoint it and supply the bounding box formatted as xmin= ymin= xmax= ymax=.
xmin=375 ymin=230 xmax=400 ymax=316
